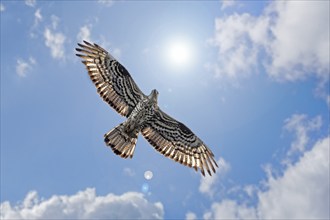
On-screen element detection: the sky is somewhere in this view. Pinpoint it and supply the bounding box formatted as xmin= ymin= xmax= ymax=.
xmin=0 ymin=0 xmax=329 ymax=219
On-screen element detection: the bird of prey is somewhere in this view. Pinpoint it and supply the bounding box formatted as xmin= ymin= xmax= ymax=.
xmin=76 ymin=41 xmax=218 ymax=176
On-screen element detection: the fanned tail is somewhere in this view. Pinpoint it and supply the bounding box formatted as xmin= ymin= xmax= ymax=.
xmin=104 ymin=123 xmax=138 ymax=158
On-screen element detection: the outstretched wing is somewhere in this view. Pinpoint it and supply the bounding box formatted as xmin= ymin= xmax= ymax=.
xmin=141 ymin=109 xmax=218 ymax=176
xmin=76 ymin=41 xmax=145 ymax=117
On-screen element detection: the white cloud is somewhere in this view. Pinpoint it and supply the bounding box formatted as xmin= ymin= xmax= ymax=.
xmin=16 ymin=60 xmax=30 ymax=77
xmin=267 ymin=1 xmax=330 ymax=81
xmin=0 ymin=3 xmax=5 ymax=12
xmin=30 ymin=8 xmax=42 ymax=37
xmin=98 ymin=0 xmax=114 ymax=7
xmin=208 ymin=13 xmax=269 ymax=79
xmin=43 ymin=15 xmax=66 ymax=60
xmin=123 ymin=167 xmax=135 ymax=177
xmin=185 ymin=211 xmax=197 ymax=220
xmin=34 ymin=8 xmax=42 ymax=25
xmin=29 ymin=57 xmax=36 ymax=65
xmin=257 ymin=136 xmax=329 ymax=219
xmin=25 ymin=0 xmax=36 ymax=7
xmin=44 ymin=28 xmax=66 ymax=60
xmin=42 ymin=15 xmax=66 ymax=60
xmin=203 ymin=136 xmax=329 ymax=219
xmin=221 ymin=0 xmax=236 ymax=10
xmin=50 ymin=15 xmax=60 ymax=30
xmin=0 ymin=188 xmax=164 ymax=219
xmin=202 ymin=116 xmax=329 ymax=219
xmin=209 ymin=1 xmax=329 ymax=83
xmin=29 ymin=8 xmax=43 ymax=38
xmin=199 ymin=157 xmax=230 ymax=197
xmin=112 ymin=48 xmax=122 ymax=59
xmin=243 ymin=184 xmax=257 ymax=198
xmin=77 ymin=25 xmax=92 ymax=43
xmin=203 ymin=199 xmax=257 ymax=220
xmin=284 ymin=114 xmax=322 ymax=156
xmin=16 ymin=57 xmax=36 ymax=77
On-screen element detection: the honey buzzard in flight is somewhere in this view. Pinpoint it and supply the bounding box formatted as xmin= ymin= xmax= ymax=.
xmin=76 ymin=41 xmax=218 ymax=176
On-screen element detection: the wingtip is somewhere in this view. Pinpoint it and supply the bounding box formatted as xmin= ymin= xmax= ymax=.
xmin=83 ymin=40 xmax=92 ymax=46
xmin=214 ymin=159 xmax=219 ymax=168
xmin=211 ymin=166 xmax=216 ymax=173
xmin=201 ymin=169 xmax=205 ymax=177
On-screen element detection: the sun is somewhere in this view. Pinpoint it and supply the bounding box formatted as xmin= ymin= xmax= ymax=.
xmin=165 ymin=39 xmax=194 ymax=67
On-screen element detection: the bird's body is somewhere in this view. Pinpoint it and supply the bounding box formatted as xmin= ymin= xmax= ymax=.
xmin=124 ymin=89 xmax=159 ymax=136
xmin=76 ymin=41 xmax=218 ymax=176
xmin=104 ymin=90 xmax=159 ymax=158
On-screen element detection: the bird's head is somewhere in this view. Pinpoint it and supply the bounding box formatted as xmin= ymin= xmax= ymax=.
xmin=149 ymin=89 xmax=159 ymax=106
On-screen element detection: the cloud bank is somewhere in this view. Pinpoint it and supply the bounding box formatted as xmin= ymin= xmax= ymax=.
xmin=257 ymin=136 xmax=329 ymax=219
xmin=209 ymin=1 xmax=329 ymax=83
xmin=201 ymin=114 xmax=329 ymax=220
xmin=0 ymin=188 xmax=164 ymax=219
xmin=203 ymin=136 xmax=329 ymax=219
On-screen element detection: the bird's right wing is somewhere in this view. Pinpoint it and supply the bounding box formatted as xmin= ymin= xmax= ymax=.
xmin=76 ymin=41 xmax=145 ymax=117
xmin=142 ymin=109 xmax=218 ymax=176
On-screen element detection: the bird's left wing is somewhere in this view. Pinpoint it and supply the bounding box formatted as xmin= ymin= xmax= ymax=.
xmin=76 ymin=41 xmax=145 ymax=117
xmin=141 ymin=109 xmax=218 ymax=176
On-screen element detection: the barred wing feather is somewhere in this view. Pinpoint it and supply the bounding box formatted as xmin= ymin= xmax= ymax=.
xmin=76 ymin=41 xmax=145 ymax=117
xmin=142 ymin=109 xmax=218 ymax=176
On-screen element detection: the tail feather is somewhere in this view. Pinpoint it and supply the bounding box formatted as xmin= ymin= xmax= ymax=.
xmin=104 ymin=124 xmax=138 ymax=158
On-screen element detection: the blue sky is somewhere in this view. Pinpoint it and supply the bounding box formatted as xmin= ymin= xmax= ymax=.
xmin=1 ymin=0 xmax=329 ymax=219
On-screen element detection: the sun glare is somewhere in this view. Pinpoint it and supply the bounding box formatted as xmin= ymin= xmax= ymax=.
xmin=166 ymin=40 xmax=194 ymax=67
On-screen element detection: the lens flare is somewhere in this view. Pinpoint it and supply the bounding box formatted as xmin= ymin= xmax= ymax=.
xmin=141 ymin=183 xmax=149 ymax=193
xmin=144 ymin=170 xmax=153 ymax=180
